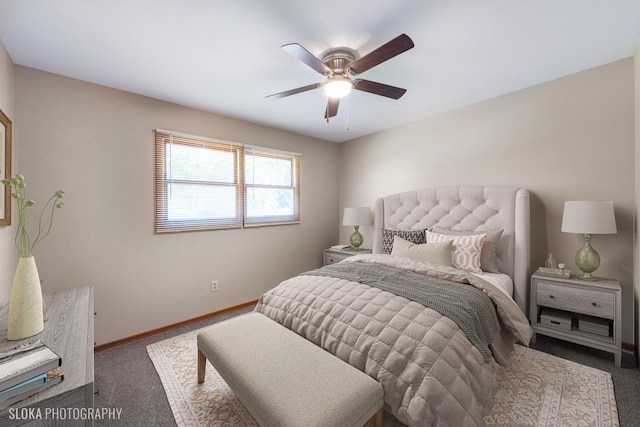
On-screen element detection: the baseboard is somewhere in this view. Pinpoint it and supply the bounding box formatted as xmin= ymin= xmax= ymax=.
xmin=622 ymin=341 xmax=635 ymax=353
xmin=94 ymin=300 xmax=258 ymax=352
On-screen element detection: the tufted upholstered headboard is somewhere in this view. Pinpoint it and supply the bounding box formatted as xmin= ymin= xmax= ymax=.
xmin=372 ymin=186 xmax=530 ymax=314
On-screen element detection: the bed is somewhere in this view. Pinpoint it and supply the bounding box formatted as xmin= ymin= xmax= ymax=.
xmin=255 ymin=186 xmax=532 ymax=427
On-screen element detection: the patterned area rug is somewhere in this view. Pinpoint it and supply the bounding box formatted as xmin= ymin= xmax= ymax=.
xmin=147 ymin=329 xmax=619 ymax=427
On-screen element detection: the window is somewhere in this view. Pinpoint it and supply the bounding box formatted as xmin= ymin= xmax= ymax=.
xmin=154 ymin=130 xmax=300 ymax=233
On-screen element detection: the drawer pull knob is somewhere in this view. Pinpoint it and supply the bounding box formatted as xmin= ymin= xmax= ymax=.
xmin=592 ymin=302 xmax=597 ymax=307
xmin=549 ymin=295 xmax=555 ymax=299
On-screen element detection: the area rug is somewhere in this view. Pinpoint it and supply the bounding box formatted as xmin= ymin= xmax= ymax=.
xmin=147 ymin=329 xmax=619 ymax=427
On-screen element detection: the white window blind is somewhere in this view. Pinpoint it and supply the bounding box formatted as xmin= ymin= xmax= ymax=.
xmin=154 ymin=130 xmax=300 ymax=233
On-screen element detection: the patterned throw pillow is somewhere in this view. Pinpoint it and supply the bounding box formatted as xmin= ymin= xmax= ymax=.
xmin=381 ymin=228 xmax=426 ymax=254
xmin=425 ymin=230 xmax=487 ymax=273
xmin=432 ymin=227 xmax=504 ymax=273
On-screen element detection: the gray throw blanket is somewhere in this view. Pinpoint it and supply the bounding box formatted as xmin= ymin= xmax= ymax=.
xmin=304 ymin=261 xmax=499 ymax=362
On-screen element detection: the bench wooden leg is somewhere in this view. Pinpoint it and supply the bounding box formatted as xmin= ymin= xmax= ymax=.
xmin=369 ymin=408 xmax=383 ymax=427
xmin=197 ymin=349 xmax=206 ymax=384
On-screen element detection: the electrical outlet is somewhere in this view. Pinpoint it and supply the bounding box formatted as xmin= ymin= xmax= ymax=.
xmin=211 ymin=280 xmax=219 ymax=292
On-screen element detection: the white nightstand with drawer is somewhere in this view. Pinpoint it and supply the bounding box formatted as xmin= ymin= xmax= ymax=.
xmin=323 ymin=247 xmax=372 ymax=265
xmin=530 ymin=273 xmax=621 ymax=367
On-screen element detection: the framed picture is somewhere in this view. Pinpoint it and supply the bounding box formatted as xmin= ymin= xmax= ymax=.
xmin=0 ymin=108 xmax=11 ymax=226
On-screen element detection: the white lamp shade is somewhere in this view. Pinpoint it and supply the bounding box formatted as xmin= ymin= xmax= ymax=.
xmin=342 ymin=207 xmax=371 ymax=226
xmin=561 ymin=201 xmax=617 ymax=234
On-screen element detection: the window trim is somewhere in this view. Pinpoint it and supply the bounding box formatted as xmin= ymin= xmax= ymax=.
xmin=243 ymin=144 xmax=300 ymax=227
xmin=154 ymin=130 xmax=300 ymax=233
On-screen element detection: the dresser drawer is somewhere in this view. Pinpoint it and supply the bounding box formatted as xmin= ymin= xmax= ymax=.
xmin=536 ymin=281 xmax=614 ymax=319
xmin=324 ymin=251 xmax=351 ymax=265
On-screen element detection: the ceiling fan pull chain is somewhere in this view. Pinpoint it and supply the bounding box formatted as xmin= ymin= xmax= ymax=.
xmin=346 ymin=95 xmax=350 ymax=131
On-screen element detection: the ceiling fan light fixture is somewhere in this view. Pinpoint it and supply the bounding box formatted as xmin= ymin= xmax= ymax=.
xmin=267 ymin=34 xmax=414 ymax=121
xmin=323 ymin=76 xmax=353 ymax=99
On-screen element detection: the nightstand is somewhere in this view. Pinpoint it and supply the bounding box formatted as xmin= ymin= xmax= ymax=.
xmin=530 ymin=273 xmax=621 ymax=367
xmin=323 ymin=247 xmax=372 ymax=265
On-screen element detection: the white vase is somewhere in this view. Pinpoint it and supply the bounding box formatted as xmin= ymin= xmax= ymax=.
xmin=7 ymin=257 xmax=44 ymax=340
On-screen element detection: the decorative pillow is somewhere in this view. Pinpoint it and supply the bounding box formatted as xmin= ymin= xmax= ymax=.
xmin=390 ymin=236 xmax=453 ymax=266
xmin=425 ymin=230 xmax=486 ymax=273
xmin=432 ymin=227 xmax=503 ymax=273
xmin=381 ymin=228 xmax=426 ymax=254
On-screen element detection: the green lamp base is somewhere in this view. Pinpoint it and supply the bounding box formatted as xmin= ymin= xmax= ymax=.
xmin=576 ymin=234 xmax=600 ymax=281
xmin=349 ymin=226 xmax=363 ymax=250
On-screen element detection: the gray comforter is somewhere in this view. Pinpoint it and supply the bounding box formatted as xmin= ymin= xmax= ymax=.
xmin=255 ymin=254 xmax=532 ymax=427
xmin=304 ymin=261 xmax=500 ymax=362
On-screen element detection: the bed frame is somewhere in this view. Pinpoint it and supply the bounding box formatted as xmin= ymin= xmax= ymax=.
xmin=372 ymin=186 xmax=530 ymax=314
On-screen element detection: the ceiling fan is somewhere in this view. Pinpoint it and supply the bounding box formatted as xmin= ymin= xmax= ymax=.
xmin=266 ymin=34 xmax=414 ymax=121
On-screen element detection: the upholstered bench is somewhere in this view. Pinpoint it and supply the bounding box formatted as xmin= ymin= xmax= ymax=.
xmin=197 ymin=312 xmax=384 ymax=427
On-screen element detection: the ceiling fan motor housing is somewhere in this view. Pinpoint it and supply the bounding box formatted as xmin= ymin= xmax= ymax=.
xmin=321 ymin=50 xmax=356 ymax=76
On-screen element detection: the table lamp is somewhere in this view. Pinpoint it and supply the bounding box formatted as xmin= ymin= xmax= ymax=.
xmin=561 ymin=200 xmax=617 ymax=280
xmin=342 ymin=207 xmax=371 ymax=250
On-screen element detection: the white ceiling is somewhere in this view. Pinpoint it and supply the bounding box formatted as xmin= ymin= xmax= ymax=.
xmin=1 ymin=1 xmax=639 ymax=143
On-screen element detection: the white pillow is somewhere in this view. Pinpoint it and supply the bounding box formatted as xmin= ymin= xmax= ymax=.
xmin=425 ymin=230 xmax=487 ymax=273
xmin=391 ymin=235 xmax=453 ymax=267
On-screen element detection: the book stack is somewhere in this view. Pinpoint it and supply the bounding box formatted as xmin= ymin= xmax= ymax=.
xmin=0 ymin=340 xmax=63 ymax=410
xmin=578 ymin=315 xmax=611 ymax=337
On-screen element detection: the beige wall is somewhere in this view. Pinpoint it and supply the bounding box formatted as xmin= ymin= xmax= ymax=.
xmin=339 ymin=58 xmax=636 ymax=345
xmin=14 ymin=66 xmax=340 ymax=345
xmin=0 ymin=40 xmax=15 ymax=307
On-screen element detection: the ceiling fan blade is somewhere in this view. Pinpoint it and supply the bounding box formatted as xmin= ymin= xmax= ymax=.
xmin=349 ymin=34 xmax=414 ymax=75
xmin=266 ymin=83 xmax=322 ymax=100
xmin=353 ymin=79 xmax=407 ymax=99
xmin=282 ymin=43 xmax=332 ymax=75
xmin=325 ymin=97 xmax=340 ymax=119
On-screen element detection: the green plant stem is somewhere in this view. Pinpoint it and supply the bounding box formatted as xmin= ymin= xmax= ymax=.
xmin=14 ymin=183 xmax=31 ymax=257
xmin=3 ymin=175 xmax=65 ymax=258
xmin=31 ymin=195 xmax=61 ymax=255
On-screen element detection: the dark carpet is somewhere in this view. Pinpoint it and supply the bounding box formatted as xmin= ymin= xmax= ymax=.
xmin=94 ymin=305 xmax=639 ymax=426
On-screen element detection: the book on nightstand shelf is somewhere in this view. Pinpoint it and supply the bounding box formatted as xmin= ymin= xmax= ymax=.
xmin=578 ymin=315 xmax=611 ymax=337
xmin=0 ymin=340 xmax=61 ymax=393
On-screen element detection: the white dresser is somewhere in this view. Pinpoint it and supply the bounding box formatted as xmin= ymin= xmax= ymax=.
xmin=323 ymin=247 xmax=372 ymax=266
xmin=529 ymin=273 xmax=621 ymax=367
xmin=0 ymin=287 xmax=94 ymax=426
